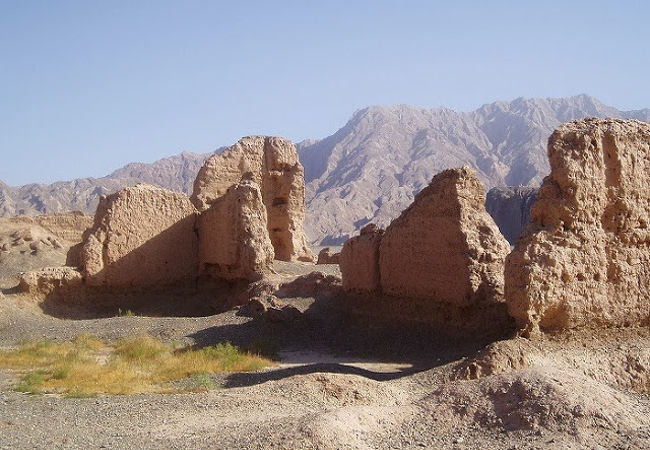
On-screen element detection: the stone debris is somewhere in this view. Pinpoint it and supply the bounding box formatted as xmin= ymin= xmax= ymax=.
xmin=192 ymin=136 xmax=314 ymax=262
xmin=505 ymin=119 xmax=650 ymax=333
xmin=274 ymin=271 xmax=342 ymax=298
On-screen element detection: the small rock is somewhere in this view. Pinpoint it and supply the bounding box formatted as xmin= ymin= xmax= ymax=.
xmin=238 ymin=298 xmax=268 ymax=318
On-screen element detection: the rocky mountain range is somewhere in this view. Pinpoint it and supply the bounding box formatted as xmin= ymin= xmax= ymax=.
xmin=1 ymin=95 xmax=649 ymax=244
xmin=0 ymin=152 xmax=212 ymax=218
xmin=298 ymin=94 xmax=650 ymax=243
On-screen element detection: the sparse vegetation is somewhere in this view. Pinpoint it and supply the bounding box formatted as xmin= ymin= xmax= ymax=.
xmin=117 ymin=308 xmax=135 ymax=317
xmin=0 ymin=335 xmax=271 ymax=396
xmin=247 ymin=337 xmax=281 ymax=360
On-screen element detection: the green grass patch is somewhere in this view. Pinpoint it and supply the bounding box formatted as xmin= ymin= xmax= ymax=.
xmin=0 ymin=335 xmax=271 ymax=396
xmin=183 ymin=372 xmax=219 ymax=392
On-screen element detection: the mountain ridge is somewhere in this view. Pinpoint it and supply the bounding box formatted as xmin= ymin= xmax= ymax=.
xmin=298 ymin=94 xmax=650 ymax=243
xmin=2 ymin=95 xmax=649 ymax=244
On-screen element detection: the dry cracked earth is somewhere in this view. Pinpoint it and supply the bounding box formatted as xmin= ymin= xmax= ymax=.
xmin=1 ymin=240 xmax=649 ymax=449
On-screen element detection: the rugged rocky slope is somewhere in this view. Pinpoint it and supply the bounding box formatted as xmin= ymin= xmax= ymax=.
xmin=299 ymin=95 xmax=650 ymax=244
xmin=485 ymin=186 xmax=537 ymax=245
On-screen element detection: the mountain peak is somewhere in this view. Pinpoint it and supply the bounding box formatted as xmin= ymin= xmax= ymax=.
xmin=300 ymin=95 xmax=650 ymax=244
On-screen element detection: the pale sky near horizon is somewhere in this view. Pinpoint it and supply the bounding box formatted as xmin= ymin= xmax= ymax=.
xmin=1 ymin=0 xmax=649 ymax=186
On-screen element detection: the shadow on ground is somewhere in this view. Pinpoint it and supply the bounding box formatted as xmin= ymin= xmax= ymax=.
xmin=35 ymin=278 xmax=253 ymax=319
xmin=189 ymin=289 xmax=511 ymax=386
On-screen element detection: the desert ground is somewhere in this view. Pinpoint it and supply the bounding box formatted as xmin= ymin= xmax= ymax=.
xmin=1 ymin=250 xmax=649 ymax=449
xmin=2 ymin=122 xmax=650 ymax=449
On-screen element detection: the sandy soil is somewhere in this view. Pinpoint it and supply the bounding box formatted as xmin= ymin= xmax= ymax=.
xmin=0 ymin=256 xmax=649 ymax=449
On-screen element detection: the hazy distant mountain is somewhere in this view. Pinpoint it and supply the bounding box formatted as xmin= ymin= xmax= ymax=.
xmin=298 ymin=94 xmax=650 ymax=244
xmin=0 ymin=151 xmax=212 ymax=217
xmin=1 ymin=95 xmax=649 ymax=245
xmin=485 ymin=186 xmax=538 ymax=245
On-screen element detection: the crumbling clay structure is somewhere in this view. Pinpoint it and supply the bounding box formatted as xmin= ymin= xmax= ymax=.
xmin=198 ymin=175 xmax=275 ymax=281
xmin=340 ymin=168 xmax=511 ymax=331
xmin=192 ymin=136 xmax=314 ymax=262
xmin=79 ymin=184 xmax=198 ymax=288
xmin=505 ymin=119 xmax=650 ymax=333
xmin=316 ymin=247 xmax=341 ymax=265
xmin=380 ymin=167 xmax=510 ymax=305
xmin=340 ymin=224 xmax=383 ymax=293
xmin=18 ymin=267 xmax=85 ymax=301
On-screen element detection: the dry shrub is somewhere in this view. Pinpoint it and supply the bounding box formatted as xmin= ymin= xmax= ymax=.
xmin=0 ymin=335 xmax=271 ymax=396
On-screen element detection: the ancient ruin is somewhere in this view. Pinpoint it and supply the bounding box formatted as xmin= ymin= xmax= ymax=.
xmin=379 ymin=167 xmax=510 ymax=305
xmin=79 ymin=184 xmax=199 ymax=288
xmin=192 ymin=136 xmax=314 ymax=262
xmin=340 ymin=168 xmax=512 ymax=331
xmin=505 ymin=119 xmax=650 ymax=333
xmin=17 ymin=136 xmax=317 ymax=298
xmin=316 ymin=247 xmax=340 ymax=264
xmin=340 ymin=224 xmax=383 ymax=294
xmin=198 ymin=175 xmax=275 ymax=281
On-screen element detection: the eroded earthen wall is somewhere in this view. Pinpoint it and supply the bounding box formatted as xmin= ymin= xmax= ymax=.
xmin=339 ymin=224 xmax=383 ymax=294
xmin=192 ymin=136 xmax=313 ymax=262
xmin=80 ymin=184 xmax=198 ymax=288
xmin=198 ymin=178 xmax=274 ymax=281
xmin=505 ymin=119 xmax=650 ymax=333
xmin=379 ymin=168 xmax=510 ymax=305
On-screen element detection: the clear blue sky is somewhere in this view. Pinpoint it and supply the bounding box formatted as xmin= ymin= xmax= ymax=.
xmin=1 ymin=0 xmax=649 ymax=185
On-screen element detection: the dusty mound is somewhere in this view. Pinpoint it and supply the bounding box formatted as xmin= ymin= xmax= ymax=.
xmin=80 ymin=184 xmax=198 ymax=288
xmin=198 ymin=176 xmax=274 ymax=281
xmin=456 ymin=328 xmax=650 ymax=395
xmin=0 ymin=215 xmax=87 ymax=287
xmin=429 ymin=367 xmax=648 ymax=437
xmin=30 ymin=212 xmax=92 ymax=243
xmin=192 ymin=136 xmax=313 ymax=262
xmin=505 ymin=119 xmax=650 ymax=333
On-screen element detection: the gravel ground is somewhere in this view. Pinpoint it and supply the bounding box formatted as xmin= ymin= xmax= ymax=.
xmin=1 ymin=259 xmax=649 ymax=449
